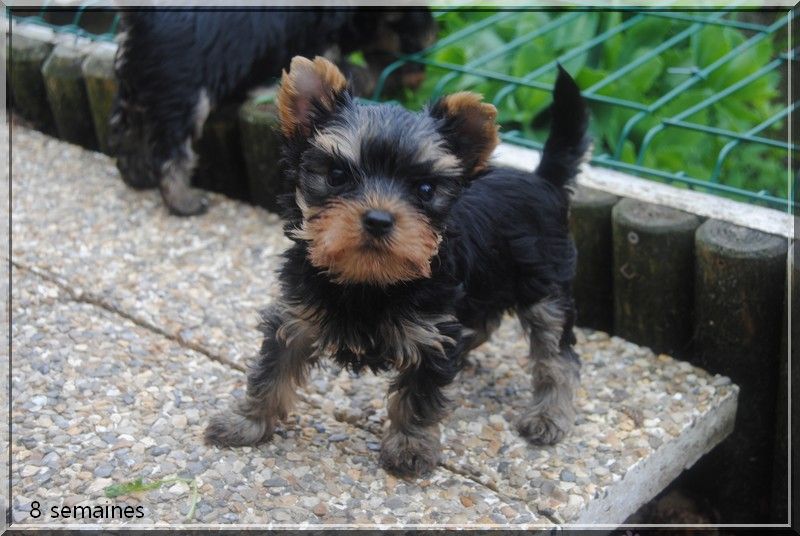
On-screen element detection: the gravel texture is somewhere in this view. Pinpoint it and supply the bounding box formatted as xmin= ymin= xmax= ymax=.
xmin=10 ymin=126 xmax=738 ymax=526
xmin=12 ymin=273 xmax=541 ymax=526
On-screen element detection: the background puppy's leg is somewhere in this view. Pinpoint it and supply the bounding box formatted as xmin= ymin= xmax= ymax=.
xmin=516 ymin=296 xmax=580 ymax=445
xmin=158 ymin=89 xmax=211 ymax=216
xmin=159 ymin=139 xmax=206 ymax=216
xmin=205 ymin=304 xmax=318 ymax=447
xmin=109 ymin=90 xmax=160 ymax=190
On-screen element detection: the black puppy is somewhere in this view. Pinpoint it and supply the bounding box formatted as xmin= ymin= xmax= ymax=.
xmin=205 ymin=56 xmax=590 ymax=477
xmin=109 ymin=9 xmax=436 ymax=216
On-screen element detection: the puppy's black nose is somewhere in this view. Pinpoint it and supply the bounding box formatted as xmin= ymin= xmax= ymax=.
xmin=362 ymin=210 xmax=394 ymax=237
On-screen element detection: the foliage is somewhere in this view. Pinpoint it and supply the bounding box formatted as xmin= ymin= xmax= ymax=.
xmin=392 ymin=11 xmax=788 ymax=200
xmin=104 ymin=476 xmax=200 ymax=521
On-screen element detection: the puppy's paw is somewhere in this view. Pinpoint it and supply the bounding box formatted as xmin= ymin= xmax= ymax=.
xmin=204 ymin=412 xmax=273 ymax=447
xmin=379 ymin=428 xmax=440 ymax=478
xmin=516 ymin=411 xmax=572 ymax=445
xmin=164 ymin=188 xmax=209 ymax=217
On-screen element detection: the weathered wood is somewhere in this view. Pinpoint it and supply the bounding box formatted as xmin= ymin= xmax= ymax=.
xmin=238 ymin=91 xmax=284 ymax=213
xmin=612 ymin=198 xmax=700 ymax=357
xmin=689 ymin=219 xmax=787 ymax=523
xmin=2 ymin=34 xmax=9 ymax=110
xmin=81 ymin=42 xmax=118 ymax=155
xmin=792 ymin=239 xmax=799 ymax=526
xmin=41 ymin=41 xmax=98 ymax=149
xmin=494 ymin=142 xmax=793 ymax=239
xmin=9 ymin=33 xmax=55 ymax=134
xmin=771 ymin=239 xmax=791 ymax=522
xmin=570 ymin=186 xmax=618 ymax=332
xmin=193 ymin=103 xmax=250 ymax=203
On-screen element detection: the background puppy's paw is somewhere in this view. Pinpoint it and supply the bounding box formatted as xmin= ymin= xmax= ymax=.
xmin=379 ymin=428 xmax=440 ymax=478
xmin=164 ymin=189 xmax=209 ymax=217
xmin=204 ymin=412 xmax=273 ymax=447
xmin=516 ymin=412 xmax=572 ymax=445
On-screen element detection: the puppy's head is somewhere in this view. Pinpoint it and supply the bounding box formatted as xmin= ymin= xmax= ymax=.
xmin=278 ymin=56 xmax=498 ymax=287
xmin=362 ymin=10 xmax=438 ymax=93
xmin=336 ymin=10 xmax=436 ymax=95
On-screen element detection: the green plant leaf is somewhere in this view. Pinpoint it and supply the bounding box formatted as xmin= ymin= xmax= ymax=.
xmin=104 ymin=477 xmax=200 ymax=522
xmin=626 ymin=50 xmax=664 ymax=95
xmin=347 ymin=51 xmax=367 ymax=68
xmin=620 ymin=140 xmax=638 ymax=163
xmin=550 ymin=13 xmax=600 ymax=51
xmin=104 ymin=479 xmax=153 ymax=498
xmin=393 ymin=10 xmax=788 ymax=203
xmin=511 ymin=39 xmax=548 ymax=79
xmin=692 ymin=25 xmax=731 ymax=69
xmin=432 ymin=45 xmax=467 ymax=66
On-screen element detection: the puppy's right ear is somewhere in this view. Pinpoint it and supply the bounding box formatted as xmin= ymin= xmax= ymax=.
xmin=277 ymin=56 xmax=348 ymax=138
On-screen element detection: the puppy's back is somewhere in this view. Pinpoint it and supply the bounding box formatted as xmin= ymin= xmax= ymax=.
xmin=117 ymin=11 xmax=349 ymax=101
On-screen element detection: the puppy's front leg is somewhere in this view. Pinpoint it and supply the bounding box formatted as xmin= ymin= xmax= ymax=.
xmin=380 ymin=321 xmax=463 ymax=477
xmin=205 ymin=303 xmax=318 ymax=447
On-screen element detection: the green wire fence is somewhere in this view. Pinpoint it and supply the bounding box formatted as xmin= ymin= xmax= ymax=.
xmin=373 ymin=8 xmax=796 ymax=212
xmin=9 ymin=4 xmax=119 ymax=42
xmin=9 ymin=7 xmax=796 ymax=212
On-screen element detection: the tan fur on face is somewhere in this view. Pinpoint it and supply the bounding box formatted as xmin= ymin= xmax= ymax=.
xmin=291 ymin=191 xmax=441 ymax=286
xmin=277 ymin=56 xmax=347 ymax=138
xmin=437 ymin=92 xmax=500 ymax=173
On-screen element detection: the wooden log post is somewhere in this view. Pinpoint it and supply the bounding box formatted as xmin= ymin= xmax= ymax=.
xmin=689 ymin=219 xmax=787 ymax=523
xmin=81 ymin=42 xmax=118 ymax=155
xmin=9 ymin=33 xmax=55 ymax=134
xmin=771 ymin=238 xmax=792 ymax=522
xmin=238 ymin=89 xmax=285 ymax=213
xmin=611 ymin=198 xmax=701 ymax=357
xmin=792 ymin=239 xmax=799 ymax=526
xmin=193 ymin=103 xmax=250 ymax=203
xmin=570 ymin=186 xmax=618 ymax=333
xmin=41 ymin=41 xmax=98 ymax=150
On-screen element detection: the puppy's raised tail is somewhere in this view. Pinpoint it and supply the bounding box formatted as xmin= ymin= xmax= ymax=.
xmin=535 ymin=65 xmax=591 ymax=189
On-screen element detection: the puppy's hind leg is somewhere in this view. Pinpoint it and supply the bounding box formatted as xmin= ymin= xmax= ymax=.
xmin=204 ymin=304 xmax=319 ymax=447
xmin=516 ymin=297 xmax=580 ymax=445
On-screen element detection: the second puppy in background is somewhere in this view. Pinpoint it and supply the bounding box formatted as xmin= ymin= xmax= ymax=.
xmin=205 ymin=55 xmax=591 ymax=477
xmin=110 ymin=9 xmax=436 ymax=216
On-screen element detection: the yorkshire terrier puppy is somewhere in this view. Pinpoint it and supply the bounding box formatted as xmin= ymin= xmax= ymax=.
xmin=205 ymin=56 xmax=590 ymax=477
xmin=109 ymin=9 xmax=436 ymax=216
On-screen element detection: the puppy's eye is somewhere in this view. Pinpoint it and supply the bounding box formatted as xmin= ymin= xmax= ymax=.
xmin=327 ymin=167 xmax=348 ymax=187
xmin=417 ymin=182 xmax=436 ymax=201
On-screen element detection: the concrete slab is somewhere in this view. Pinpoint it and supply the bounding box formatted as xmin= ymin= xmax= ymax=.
xmin=11 ymin=126 xmax=738 ymax=526
xmin=11 ymin=272 xmax=542 ymax=526
xmin=12 ymin=128 xmax=287 ymax=368
xmin=304 ymin=320 xmax=738 ymax=524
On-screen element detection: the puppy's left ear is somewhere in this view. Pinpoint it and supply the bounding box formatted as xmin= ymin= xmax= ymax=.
xmin=429 ymin=92 xmax=499 ymax=175
xmin=277 ymin=56 xmax=349 ymax=138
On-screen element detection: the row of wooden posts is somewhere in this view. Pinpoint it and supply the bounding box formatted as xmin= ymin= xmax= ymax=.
xmin=8 ymin=28 xmax=794 ymax=524
xmin=572 ymin=187 xmax=792 ymax=524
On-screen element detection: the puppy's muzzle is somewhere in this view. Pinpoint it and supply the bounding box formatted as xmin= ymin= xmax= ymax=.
xmin=362 ymin=209 xmax=395 ymax=238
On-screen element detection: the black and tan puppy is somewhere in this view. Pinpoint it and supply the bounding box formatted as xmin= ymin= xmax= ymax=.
xmin=109 ymin=9 xmax=436 ymax=216
xmin=205 ymin=56 xmax=590 ymax=477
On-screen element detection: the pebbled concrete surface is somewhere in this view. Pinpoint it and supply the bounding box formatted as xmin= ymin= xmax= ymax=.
xmin=10 ymin=126 xmax=738 ymax=527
